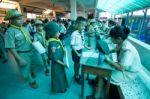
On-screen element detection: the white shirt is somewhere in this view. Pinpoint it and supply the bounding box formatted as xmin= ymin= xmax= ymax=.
xmin=59 ymin=24 xmax=66 ymax=34
xmin=70 ymin=30 xmax=84 ymax=50
xmin=111 ymin=40 xmax=142 ymax=85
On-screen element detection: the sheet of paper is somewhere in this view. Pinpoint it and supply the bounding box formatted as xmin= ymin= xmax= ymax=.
xmin=32 ymin=41 xmax=46 ymax=54
xmin=82 ymin=51 xmax=99 ymax=58
xmin=91 ymin=52 xmax=99 ymax=58
xmin=82 ymin=51 xmax=93 ymax=57
xmin=63 ymin=47 xmax=69 ymax=68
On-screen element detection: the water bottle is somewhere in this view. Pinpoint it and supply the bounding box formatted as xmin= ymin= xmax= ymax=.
xmin=98 ymin=52 xmax=105 ymax=65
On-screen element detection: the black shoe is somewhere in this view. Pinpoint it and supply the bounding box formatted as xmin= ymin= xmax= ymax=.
xmin=29 ymin=81 xmax=38 ymax=89
xmin=31 ymin=72 xmax=36 ymax=78
xmin=45 ymin=69 xmax=49 ymax=76
xmin=74 ymin=75 xmax=81 ymax=84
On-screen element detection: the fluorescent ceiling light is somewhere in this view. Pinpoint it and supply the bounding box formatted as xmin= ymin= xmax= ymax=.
xmin=0 ymin=1 xmax=16 ymax=9
xmin=27 ymin=13 xmax=36 ymax=19
xmin=43 ymin=9 xmax=52 ymax=14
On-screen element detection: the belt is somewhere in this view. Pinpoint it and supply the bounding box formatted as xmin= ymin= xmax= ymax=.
xmin=17 ymin=50 xmax=32 ymax=53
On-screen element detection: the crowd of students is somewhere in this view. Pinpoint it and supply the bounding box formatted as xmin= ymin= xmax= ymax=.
xmin=0 ymin=9 xmax=142 ymax=99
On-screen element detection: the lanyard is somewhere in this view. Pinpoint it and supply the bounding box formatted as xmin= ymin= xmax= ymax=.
xmin=11 ymin=24 xmax=32 ymax=43
xmin=38 ymin=31 xmax=46 ymax=46
xmin=79 ymin=31 xmax=84 ymax=45
xmin=48 ymin=38 xmax=65 ymax=54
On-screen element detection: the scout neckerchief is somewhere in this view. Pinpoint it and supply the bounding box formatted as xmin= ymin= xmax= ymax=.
xmin=48 ymin=38 xmax=66 ymax=54
xmin=10 ymin=24 xmax=32 ymax=43
xmin=38 ymin=31 xmax=46 ymax=46
xmin=79 ymin=30 xmax=84 ymax=45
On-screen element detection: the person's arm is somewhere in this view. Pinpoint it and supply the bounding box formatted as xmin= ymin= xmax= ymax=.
xmin=7 ymin=48 xmax=27 ymax=66
xmin=71 ymin=45 xmax=81 ymax=57
xmin=84 ymin=44 xmax=92 ymax=50
xmin=70 ymin=32 xmax=82 ymax=56
xmin=105 ymin=56 xmax=123 ymax=71
xmin=56 ymin=60 xmax=68 ymax=68
xmin=33 ymin=34 xmax=37 ymax=42
xmin=105 ymin=49 xmax=134 ymax=71
xmin=48 ymin=41 xmax=68 ymax=67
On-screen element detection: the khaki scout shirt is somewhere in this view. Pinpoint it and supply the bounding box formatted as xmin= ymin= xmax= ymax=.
xmin=5 ymin=26 xmax=32 ymax=51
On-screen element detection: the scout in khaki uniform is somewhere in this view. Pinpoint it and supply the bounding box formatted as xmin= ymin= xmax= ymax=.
xmin=34 ymin=20 xmax=49 ymax=75
xmin=88 ymin=19 xmax=100 ymax=47
xmin=44 ymin=22 xmax=68 ymax=93
xmin=104 ymin=19 xmax=116 ymax=38
xmin=4 ymin=9 xmax=42 ymax=89
xmin=88 ymin=19 xmax=97 ymax=37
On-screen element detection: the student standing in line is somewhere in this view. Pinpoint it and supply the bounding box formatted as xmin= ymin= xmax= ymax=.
xmin=4 ymin=9 xmax=43 ymax=89
xmin=44 ymin=22 xmax=68 ymax=93
xmin=70 ymin=17 xmax=90 ymax=84
xmin=34 ymin=20 xmax=49 ymax=75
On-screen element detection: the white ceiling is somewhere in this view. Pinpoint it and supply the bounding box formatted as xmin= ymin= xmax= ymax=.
xmin=9 ymin=0 xmax=97 ymax=14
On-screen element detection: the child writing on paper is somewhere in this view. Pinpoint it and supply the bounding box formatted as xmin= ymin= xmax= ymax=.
xmin=44 ymin=22 xmax=68 ymax=93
